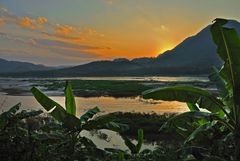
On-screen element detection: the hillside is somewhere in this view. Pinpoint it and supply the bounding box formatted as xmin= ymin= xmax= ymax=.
xmin=0 ymin=58 xmax=52 ymax=73
xmin=2 ymin=19 xmax=240 ymax=77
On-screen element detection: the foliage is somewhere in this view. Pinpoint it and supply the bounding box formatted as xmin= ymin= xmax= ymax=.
xmin=143 ymin=18 xmax=240 ymax=161
xmin=2 ymin=17 xmax=240 ymax=161
xmin=31 ymin=80 xmax=128 ymax=133
xmin=0 ymin=81 xmax=130 ymax=161
xmin=105 ymin=129 xmax=145 ymax=161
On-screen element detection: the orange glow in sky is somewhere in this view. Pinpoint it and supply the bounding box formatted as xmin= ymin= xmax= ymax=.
xmin=0 ymin=0 xmax=239 ymax=65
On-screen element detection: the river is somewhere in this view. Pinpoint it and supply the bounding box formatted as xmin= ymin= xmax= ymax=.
xmin=0 ymin=76 xmax=207 ymax=151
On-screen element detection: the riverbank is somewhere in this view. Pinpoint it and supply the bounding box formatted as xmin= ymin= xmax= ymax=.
xmin=0 ymin=78 xmax=214 ymax=97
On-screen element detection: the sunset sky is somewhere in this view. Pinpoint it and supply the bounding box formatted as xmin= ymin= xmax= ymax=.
xmin=0 ymin=0 xmax=239 ymax=66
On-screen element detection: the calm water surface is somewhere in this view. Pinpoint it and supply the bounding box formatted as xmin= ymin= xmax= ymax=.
xmin=0 ymin=95 xmax=186 ymax=150
xmin=0 ymin=95 xmax=187 ymax=114
xmin=0 ymin=76 xmax=195 ymax=150
xmin=0 ymin=76 xmax=209 ymax=82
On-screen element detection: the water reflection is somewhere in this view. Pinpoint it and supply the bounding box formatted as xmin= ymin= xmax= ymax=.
xmin=0 ymin=95 xmax=187 ymax=115
xmin=81 ymin=130 xmax=156 ymax=151
xmin=0 ymin=95 xmax=187 ymax=150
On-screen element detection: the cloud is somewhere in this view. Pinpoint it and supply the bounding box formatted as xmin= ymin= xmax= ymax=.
xmin=0 ymin=6 xmax=110 ymax=65
xmin=0 ymin=6 xmax=104 ymax=41
xmin=0 ymin=6 xmax=48 ymax=30
xmin=0 ymin=32 xmax=111 ymax=61
xmin=0 ymin=7 xmax=11 ymax=17
xmin=35 ymin=38 xmax=111 ymax=52
xmin=42 ymin=31 xmax=86 ymax=42
xmin=0 ymin=32 xmax=37 ymax=46
xmin=18 ymin=17 xmax=48 ymax=29
xmin=0 ymin=18 xmax=4 ymax=27
xmin=42 ymin=27 xmax=104 ymax=43
xmin=55 ymin=24 xmax=76 ymax=35
xmin=0 ymin=7 xmax=18 ymax=23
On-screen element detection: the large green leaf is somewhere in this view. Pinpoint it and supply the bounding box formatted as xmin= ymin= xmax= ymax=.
xmin=160 ymin=111 xmax=214 ymax=133
xmin=184 ymin=122 xmax=214 ymax=144
xmin=187 ymin=103 xmax=200 ymax=112
xmin=6 ymin=103 xmax=21 ymax=115
xmin=211 ymin=18 xmax=240 ymax=121
xmin=0 ymin=103 xmax=21 ymax=130
xmin=209 ymin=67 xmax=228 ymax=99
xmin=122 ymin=136 xmax=137 ymax=154
xmin=143 ymin=86 xmax=224 ymax=114
xmin=64 ymin=81 xmax=76 ymax=115
xmin=121 ymin=129 xmax=144 ymax=155
xmin=211 ymin=19 xmax=240 ymax=91
xmin=209 ymin=67 xmax=234 ymax=120
xmin=31 ymin=87 xmax=81 ymax=129
xmin=161 ymin=111 xmax=234 ymax=134
xmin=136 ymin=129 xmax=144 ymax=153
xmin=80 ymin=107 xmax=100 ymax=123
xmin=81 ymin=114 xmax=128 ymax=132
xmin=117 ymin=152 xmax=125 ymax=161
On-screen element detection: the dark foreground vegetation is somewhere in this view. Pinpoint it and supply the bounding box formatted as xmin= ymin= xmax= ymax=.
xmin=113 ymin=112 xmax=181 ymax=141
xmin=0 ymin=19 xmax=240 ymax=161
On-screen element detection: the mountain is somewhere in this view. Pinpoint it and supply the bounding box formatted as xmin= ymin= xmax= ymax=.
xmin=2 ymin=19 xmax=240 ymax=77
xmin=0 ymin=58 xmax=53 ymax=73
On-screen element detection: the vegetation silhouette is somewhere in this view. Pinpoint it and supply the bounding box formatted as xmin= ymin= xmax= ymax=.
xmin=1 ymin=18 xmax=240 ymax=161
xmin=143 ymin=18 xmax=240 ymax=161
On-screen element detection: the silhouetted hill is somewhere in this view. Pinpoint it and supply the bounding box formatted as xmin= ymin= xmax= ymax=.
xmin=0 ymin=58 xmax=53 ymax=73
xmin=3 ymin=19 xmax=240 ymax=77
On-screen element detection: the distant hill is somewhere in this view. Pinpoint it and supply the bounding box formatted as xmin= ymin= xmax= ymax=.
xmin=0 ymin=58 xmax=53 ymax=73
xmin=2 ymin=19 xmax=240 ymax=77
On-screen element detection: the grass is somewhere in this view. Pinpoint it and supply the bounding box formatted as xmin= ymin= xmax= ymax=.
xmin=1 ymin=79 xmax=213 ymax=97
xmin=43 ymin=80 xmax=152 ymax=97
xmin=35 ymin=79 xmax=213 ymax=97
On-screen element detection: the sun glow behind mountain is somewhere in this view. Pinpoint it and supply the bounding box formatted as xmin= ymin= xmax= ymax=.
xmin=0 ymin=0 xmax=239 ymax=66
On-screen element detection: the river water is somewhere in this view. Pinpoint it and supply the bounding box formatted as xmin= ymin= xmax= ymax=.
xmin=0 ymin=95 xmax=187 ymax=114
xmin=0 ymin=76 xmax=207 ymax=151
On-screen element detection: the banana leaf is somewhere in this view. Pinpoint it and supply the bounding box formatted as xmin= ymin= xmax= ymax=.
xmin=65 ymin=81 xmax=76 ymax=115
xmin=211 ymin=18 xmax=240 ymax=122
xmin=31 ymin=87 xmax=81 ymax=129
xmin=184 ymin=122 xmax=215 ymax=144
xmin=160 ymin=111 xmax=214 ymax=138
xmin=122 ymin=136 xmax=138 ymax=154
xmin=211 ymin=19 xmax=240 ymax=92
xmin=0 ymin=103 xmax=21 ymax=130
xmin=80 ymin=107 xmax=100 ymax=123
xmin=136 ymin=129 xmax=144 ymax=153
xmin=187 ymin=103 xmax=200 ymax=112
xmin=209 ymin=67 xmax=228 ymax=99
xmin=143 ymin=86 xmax=224 ymax=114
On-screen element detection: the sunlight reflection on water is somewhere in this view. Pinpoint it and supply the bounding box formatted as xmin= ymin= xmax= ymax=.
xmin=0 ymin=95 xmax=187 ymax=115
xmin=0 ymin=95 xmax=187 ymax=150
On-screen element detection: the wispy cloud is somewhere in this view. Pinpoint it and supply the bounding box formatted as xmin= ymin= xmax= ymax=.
xmin=0 ymin=6 xmax=111 ymax=65
xmin=55 ymin=24 xmax=75 ymax=35
xmin=18 ymin=17 xmax=48 ymax=29
xmin=0 ymin=7 xmax=48 ymax=30
xmin=0 ymin=7 xmax=18 ymax=24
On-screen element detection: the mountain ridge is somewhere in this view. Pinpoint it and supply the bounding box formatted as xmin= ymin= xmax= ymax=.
xmin=1 ymin=19 xmax=240 ymax=77
xmin=0 ymin=58 xmax=55 ymax=73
